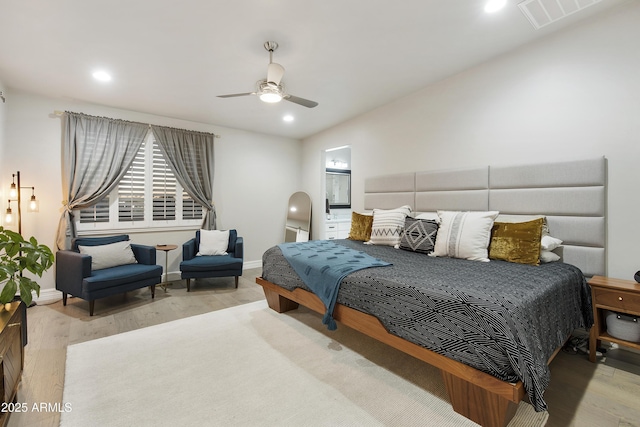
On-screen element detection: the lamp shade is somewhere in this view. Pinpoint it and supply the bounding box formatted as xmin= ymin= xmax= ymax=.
xmin=5 ymin=204 xmax=12 ymax=224
xmin=28 ymin=195 xmax=39 ymax=213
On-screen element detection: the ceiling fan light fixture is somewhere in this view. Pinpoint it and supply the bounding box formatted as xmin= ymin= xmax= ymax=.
xmin=258 ymin=80 xmax=284 ymax=103
xmin=259 ymin=92 xmax=283 ymax=103
xmin=217 ymin=41 xmax=318 ymax=108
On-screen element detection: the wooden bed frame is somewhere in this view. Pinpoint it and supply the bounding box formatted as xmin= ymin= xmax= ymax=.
xmin=256 ymin=276 xmax=563 ymax=427
xmin=256 ymin=158 xmax=605 ymax=426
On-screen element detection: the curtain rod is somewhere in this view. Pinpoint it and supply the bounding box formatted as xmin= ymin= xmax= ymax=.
xmin=52 ymin=110 xmax=221 ymax=138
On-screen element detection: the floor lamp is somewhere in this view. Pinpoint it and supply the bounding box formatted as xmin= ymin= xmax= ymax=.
xmin=5 ymin=171 xmax=39 ymax=235
xmin=4 ymin=171 xmax=39 ymax=334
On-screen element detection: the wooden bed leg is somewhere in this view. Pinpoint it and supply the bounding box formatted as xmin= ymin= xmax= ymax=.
xmin=441 ymin=371 xmax=518 ymax=427
xmin=263 ymin=288 xmax=299 ymax=313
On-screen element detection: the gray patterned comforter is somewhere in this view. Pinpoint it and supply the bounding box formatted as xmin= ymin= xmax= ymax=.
xmin=262 ymin=239 xmax=592 ymax=412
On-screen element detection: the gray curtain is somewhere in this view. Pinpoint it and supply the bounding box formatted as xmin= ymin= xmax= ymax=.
xmin=56 ymin=112 xmax=149 ymax=250
xmin=150 ymin=125 xmax=216 ymax=230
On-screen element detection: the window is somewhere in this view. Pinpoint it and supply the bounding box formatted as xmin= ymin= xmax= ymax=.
xmin=77 ymin=134 xmax=204 ymax=232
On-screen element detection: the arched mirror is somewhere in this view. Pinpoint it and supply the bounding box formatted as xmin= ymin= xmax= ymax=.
xmin=284 ymin=191 xmax=312 ymax=242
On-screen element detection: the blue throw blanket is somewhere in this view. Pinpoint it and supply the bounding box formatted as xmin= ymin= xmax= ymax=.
xmin=277 ymin=240 xmax=391 ymax=330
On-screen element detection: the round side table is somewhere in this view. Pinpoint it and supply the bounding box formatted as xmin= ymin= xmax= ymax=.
xmin=156 ymin=244 xmax=178 ymax=292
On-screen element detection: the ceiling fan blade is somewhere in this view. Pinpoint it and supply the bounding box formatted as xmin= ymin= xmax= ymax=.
xmin=283 ymin=94 xmax=318 ymax=108
xmin=217 ymin=92 xmax=255 ymax=98
xmin=267 ymin=63 xmax=285 ymax=85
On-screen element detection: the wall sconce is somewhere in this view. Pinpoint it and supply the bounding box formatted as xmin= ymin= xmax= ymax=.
xmin=5 ymin=171 xmax=39 ymax=235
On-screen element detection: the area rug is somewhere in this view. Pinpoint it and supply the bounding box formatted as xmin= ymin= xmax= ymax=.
xmin=61 ymin=300 xmax=548 ymax=426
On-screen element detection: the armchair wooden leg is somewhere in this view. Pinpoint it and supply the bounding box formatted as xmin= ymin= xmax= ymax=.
xmin=150 ymin=285 xmax=156 ymax=299
xmin=89 ymin=300 xmax=95 ymax=316
xmin=235 ymin=276 xmax=239 ymax=288
xmin=62 ymin=293 xmax=68 ymax=306
xmin=186 ymin=278 xmax=191 ymax=292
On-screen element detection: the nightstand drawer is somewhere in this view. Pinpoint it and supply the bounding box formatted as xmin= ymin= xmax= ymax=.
xmin=593 ymin=288 xmax=640 ymax=313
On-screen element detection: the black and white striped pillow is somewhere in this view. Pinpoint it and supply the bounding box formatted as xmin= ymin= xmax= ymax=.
xmin=432 ymin=210 xmax=499 ymax=261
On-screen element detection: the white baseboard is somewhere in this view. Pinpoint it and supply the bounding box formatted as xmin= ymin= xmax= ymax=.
xmin=34 ymin=288 xmax=63 ymax=305
xmin=243 ymin=260 xmax=262 ymax=270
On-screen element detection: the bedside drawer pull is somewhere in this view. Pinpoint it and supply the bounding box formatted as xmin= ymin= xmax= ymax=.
xmin=618 ymin=296 xmax=623 ymax=301
xmin=616 ymin=313 xmax=638 ymax=322
xmin=7 ymin=323 xmax=20 ymax=328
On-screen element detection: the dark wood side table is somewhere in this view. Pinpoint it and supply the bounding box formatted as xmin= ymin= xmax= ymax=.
xmin=0 ymin=301 xmax=25 ymax=427
xmin=156 ymin=244 xmax=178 ymax=292
xmin=588 ymin=275 xmax=640 ymax=362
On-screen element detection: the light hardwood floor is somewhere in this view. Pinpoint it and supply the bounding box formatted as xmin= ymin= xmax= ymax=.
xmin=7 ymin=268 xmax=640 ymax=427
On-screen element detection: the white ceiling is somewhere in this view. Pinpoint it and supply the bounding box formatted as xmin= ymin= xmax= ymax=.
xmin=0 ymin=0 xmax=628 ymax=139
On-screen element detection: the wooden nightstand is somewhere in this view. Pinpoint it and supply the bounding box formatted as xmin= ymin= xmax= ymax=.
xmin=588 ymin=275 xmax=640 ymax=362
xmin=0 ymin=302 xmax=25 ymax=427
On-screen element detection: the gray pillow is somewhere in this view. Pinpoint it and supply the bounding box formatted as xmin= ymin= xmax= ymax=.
xmin=78 ymin=240 xmax=138 ymax=270
xmin=399 ymin=218 xmax=438 ymax=254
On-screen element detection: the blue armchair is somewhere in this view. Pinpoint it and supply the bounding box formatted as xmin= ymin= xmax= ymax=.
xmin=56 ymin=235 xmax=162 ymax=316
xmin=180 ymin=229 xmax=243 ymax=291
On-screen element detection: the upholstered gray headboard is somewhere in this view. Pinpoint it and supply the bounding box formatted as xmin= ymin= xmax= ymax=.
xmin=364 ymin=157 xmax=607 ymax=277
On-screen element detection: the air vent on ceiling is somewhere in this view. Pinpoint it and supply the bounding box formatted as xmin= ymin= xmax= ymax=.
xmin=518 ymin=0 xmax=603 ymax=29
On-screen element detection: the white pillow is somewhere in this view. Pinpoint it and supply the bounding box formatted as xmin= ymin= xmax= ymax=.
xmin=78 ymin=240 xmax=138 ymax=271
xmin=197 ymin=229 xmax=229 ymax=256
xmin=540 ymin=250 xmax=561 ymax=263
xmin=367 ymin=205 xmax=412 ymax=247
xmin=541 ymin=235 xmax=563 ymax=251
xmin=432 ymin=211 xmax=499 ymax=262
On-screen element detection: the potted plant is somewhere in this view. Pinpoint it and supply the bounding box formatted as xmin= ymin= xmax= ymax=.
xmin=0 ymin=226 xmax=54 ymax=308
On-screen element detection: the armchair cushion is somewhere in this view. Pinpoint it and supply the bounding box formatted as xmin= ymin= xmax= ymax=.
xmin=78 ymin=240 xmax=138 ymax=270
xmin=84 ymin=263 xmax=163 ymax=292
xmin=180 ymin=254 xmax=243 ymax=273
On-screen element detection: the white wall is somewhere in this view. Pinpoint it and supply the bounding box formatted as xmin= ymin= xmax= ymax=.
xmin=1 ymin=89 xmax=302 ymax=302
xmin=302 ymin=2 xmax=640 ymax=280
xmin=0 ymin=78 xmax=6 ymax=188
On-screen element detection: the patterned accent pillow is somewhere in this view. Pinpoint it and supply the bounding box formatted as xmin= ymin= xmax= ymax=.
xmin=399 ymin=217 xmax=438 ymax=254
xmin=347 ymin=212 xmax=374 ymax=241
xmin=432 ymin=210 xmax=499 ymax=262
xmin=489 ymin=218 xmax=544 ymax=265
xmin=368 ymin=205 xmax=412 ymax=247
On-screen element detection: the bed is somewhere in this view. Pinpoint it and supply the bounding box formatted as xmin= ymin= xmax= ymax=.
xmin=257 ymin=157 xmax=606 ymax=427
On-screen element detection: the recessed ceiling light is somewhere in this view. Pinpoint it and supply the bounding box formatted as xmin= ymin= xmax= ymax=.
xmin=485 ymin=0 xmax=507 ymax=13
xmin=92 ymin=70 xmax=112 ymax=82
xmin=283 ymin=115 xmax=294 ymax=122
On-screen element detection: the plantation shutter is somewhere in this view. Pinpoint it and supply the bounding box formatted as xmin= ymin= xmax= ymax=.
xmin=118 ymin=140 xmax=146 ymax=222
xmin=79 ymin=195 xmax=110 ymax=223
xmin=152 ymin=141 xmax=176 ymax=220
xmin=182 ymin=190 xmax=203 ymax=220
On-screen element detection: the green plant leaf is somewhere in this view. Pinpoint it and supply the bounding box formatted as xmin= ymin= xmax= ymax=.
xmin=19 ymin=276 xmax=39 ymax=307
xmin=0 ymin=279 xmax=17 ymax=305
xmin=0 ymin=227 xmax=54 ymax=306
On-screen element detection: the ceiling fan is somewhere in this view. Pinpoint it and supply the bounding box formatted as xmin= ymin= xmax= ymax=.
xmin=217 ymin=41 xmax=318 ymax=108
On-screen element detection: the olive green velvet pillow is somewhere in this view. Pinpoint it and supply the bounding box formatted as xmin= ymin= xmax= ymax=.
xmin=347 ymin=212 xmax=374 ymax=241
xmin=489 ymin=218 xmax=544 ymax=265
